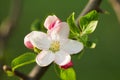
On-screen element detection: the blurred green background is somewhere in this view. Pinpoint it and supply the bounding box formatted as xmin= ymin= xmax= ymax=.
xmin=0 ymin=0 xmax=120 ymax=80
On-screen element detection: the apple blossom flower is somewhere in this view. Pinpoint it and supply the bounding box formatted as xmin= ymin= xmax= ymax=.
xmin=44 ymin=15 xmax=61 ymax=30
xmin=25 ymin=22 xmax=83 ymax=67
xmin=24 ymin=15 xmax=60 ymax=49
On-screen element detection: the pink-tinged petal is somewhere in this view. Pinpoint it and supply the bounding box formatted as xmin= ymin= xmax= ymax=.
xmin=54 ymin=50 xmax=71 ymax=66
xmin=44 ymin=15 xmax=61 ymax=30
xmin=61 ymin=39 xmax=83 ymax=54
xmin=24 ymin=33 xmax=33 ymax=49
xmin=60 ymin=61 xmax=73 ymax=69
xmin=50 ymin=22 xmax=70 ymax=40
xmin=36 ymin=50 xmax=55 ymax=67
xmin=29 ymin=31 xmax=51 ymax=50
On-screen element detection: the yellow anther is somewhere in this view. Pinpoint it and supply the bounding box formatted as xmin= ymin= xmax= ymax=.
xmin=49 ymin=41 xmax=60 ymax=53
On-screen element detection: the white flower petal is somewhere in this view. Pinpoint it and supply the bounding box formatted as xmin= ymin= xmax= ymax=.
xmin=50 ymin=22 xmax=70 ymax=40
xmin=36 ymin=50 xmax=55 ymax=67
xmin=61 ymin=39 xmax=83 ymax=54
xmin=54 ymin=50 xmax=71 ymax=66
xmin=29 ymin=31 xmax=51 ymax=50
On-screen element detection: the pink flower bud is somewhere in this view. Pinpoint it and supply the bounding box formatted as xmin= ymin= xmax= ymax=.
xmin=24 ymin=34 xmax=33 ymax=49
xmin=44 ymin=15 xmax=61 ymax=30
xmin=60 ymin=61 xmax=73 ymax=69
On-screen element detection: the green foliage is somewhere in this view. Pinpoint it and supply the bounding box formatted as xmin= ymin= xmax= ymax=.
xmin=31 ymin=19 xmax=41 ymax=31
xmin=67 ymin=10 xmax=98 ymax=48
xmin=67 ymin=12 xmax=80 ymax=37
xmin=86 ymin=41 xmax=96 ymax=48
xmin=80 ymin=10 xmax=98 ymax=36
xmin=79 ymin=10 xmax=98 ymax=48
xmin=60 ymin=68 xmax=76 ymax=80
xmin=31 ymin=19 xmax=46 ymax=32
xmin=11 ymin=52 xmax=36 ymax=71
xmin=6 ymin=71 xmax=14 ymax=77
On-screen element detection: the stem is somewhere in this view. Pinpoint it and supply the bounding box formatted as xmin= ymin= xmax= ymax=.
xmin=0 ymin=0 xmax=22 ymax=38
xmin=109 ymin=0 xmax=120 ymax=23
xmin=76 ymin=0 xmax=102 ymax=25
xmin=3 ymin=65 xmax=30 ymax=80
xmin=28 ymin=65 xmax=50 ymax=80
xmin=0 ymin=0 xmax=22 ymax=67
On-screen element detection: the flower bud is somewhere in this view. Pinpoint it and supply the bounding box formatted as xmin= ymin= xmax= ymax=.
xmin=24 ymin=34 xmax=33 ymax=49
xmin=60 ymin=61 xmax=73 ymax=69
xmin=44 ymin=15 xmax=61 ymax=30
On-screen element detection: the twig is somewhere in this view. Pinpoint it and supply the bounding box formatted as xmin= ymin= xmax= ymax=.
xmin=109 ymin=0 xmax=120 ymax=23
xmin=0 ymin=0 xmax=22 ymax=79
xmin=28 ymin=65 xmax=50 ymax=80
xmin=2 ymin=64 xmax=50 ymax=80
xmin=0 ymin=0 xmax=22 ymax=64
xmin=3 ymin=65 xmax=31 ymax=80
xmin=76 ymin=0 xmax=102 ymax=25
xmin=0 ymin=0 xmax=22 ymax=38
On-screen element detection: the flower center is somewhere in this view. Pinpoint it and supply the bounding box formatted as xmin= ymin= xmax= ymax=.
xmin=49 ymin=41 xmax=60 ymax=53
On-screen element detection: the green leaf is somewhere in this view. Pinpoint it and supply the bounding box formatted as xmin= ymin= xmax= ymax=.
xmin=80 ymin=10 xmax=98 ymax=35
xmin=60 ymin=68 xmax=76 ymax=80
xmin=67 ymin=12 xmax=80 ymax=34
xmin=31 ymin=19 xmax=41 ymax=31
xmin=86 ymin=41 xmax=96 ymax=48
xmin=11 ymin=52 xmax=36 ymax=71
xmin=31 ymin=19 xmax=46 ymax=32
xmin=6 ymin=71 xmax=14 ymax=77
xmin=82 ymin=21 xmax=98 ymax=35
xmin=79 ymin=35 xmax=96 ymax=48
xmin=79 ymin=34 xmax=88 ymax=46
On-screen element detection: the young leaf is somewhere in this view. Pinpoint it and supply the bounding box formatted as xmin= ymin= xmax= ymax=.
xmin=86 ymin=41 xmax=96 ymax=48
xmin=31 ymin=19 xmax=46 ymax=32
xmin=11 ymin=52 xmax=36 ymax=71
xmin=60 ymin=68 xmax=76 ymax=80
xmin=80 ymin=10 xmax=98 ymax=35
xmin=67 ymin=12 xmax=80 ymax=34
xmin=6 ymin=71 xmax=14 ymax=77
xmin=31 ymin=19 xmax=41 ymax=31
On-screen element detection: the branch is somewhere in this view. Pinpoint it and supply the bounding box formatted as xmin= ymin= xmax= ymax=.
xmin=0 ymin=0 xmax=22 ymax=65
xmin=109 ymin=0 xmax=120 ymax=23
xmin=3 ymin=65 xmax=31 ymax=80
xmin=0 ymin=0 xmax=22 ymax=38
xmin=28 ymin=65 xmax=50 ymax=80
xmin=0 ymin=0 xmax=23 ymax=79
xmin=2 ymin=64 xmax=50 ymax=80
xmin=76 ymin=0 xmax=102 ymax=25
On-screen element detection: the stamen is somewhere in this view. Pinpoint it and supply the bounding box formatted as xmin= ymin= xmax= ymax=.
xmin=49 ymin=41 xmax=60 ymax=53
